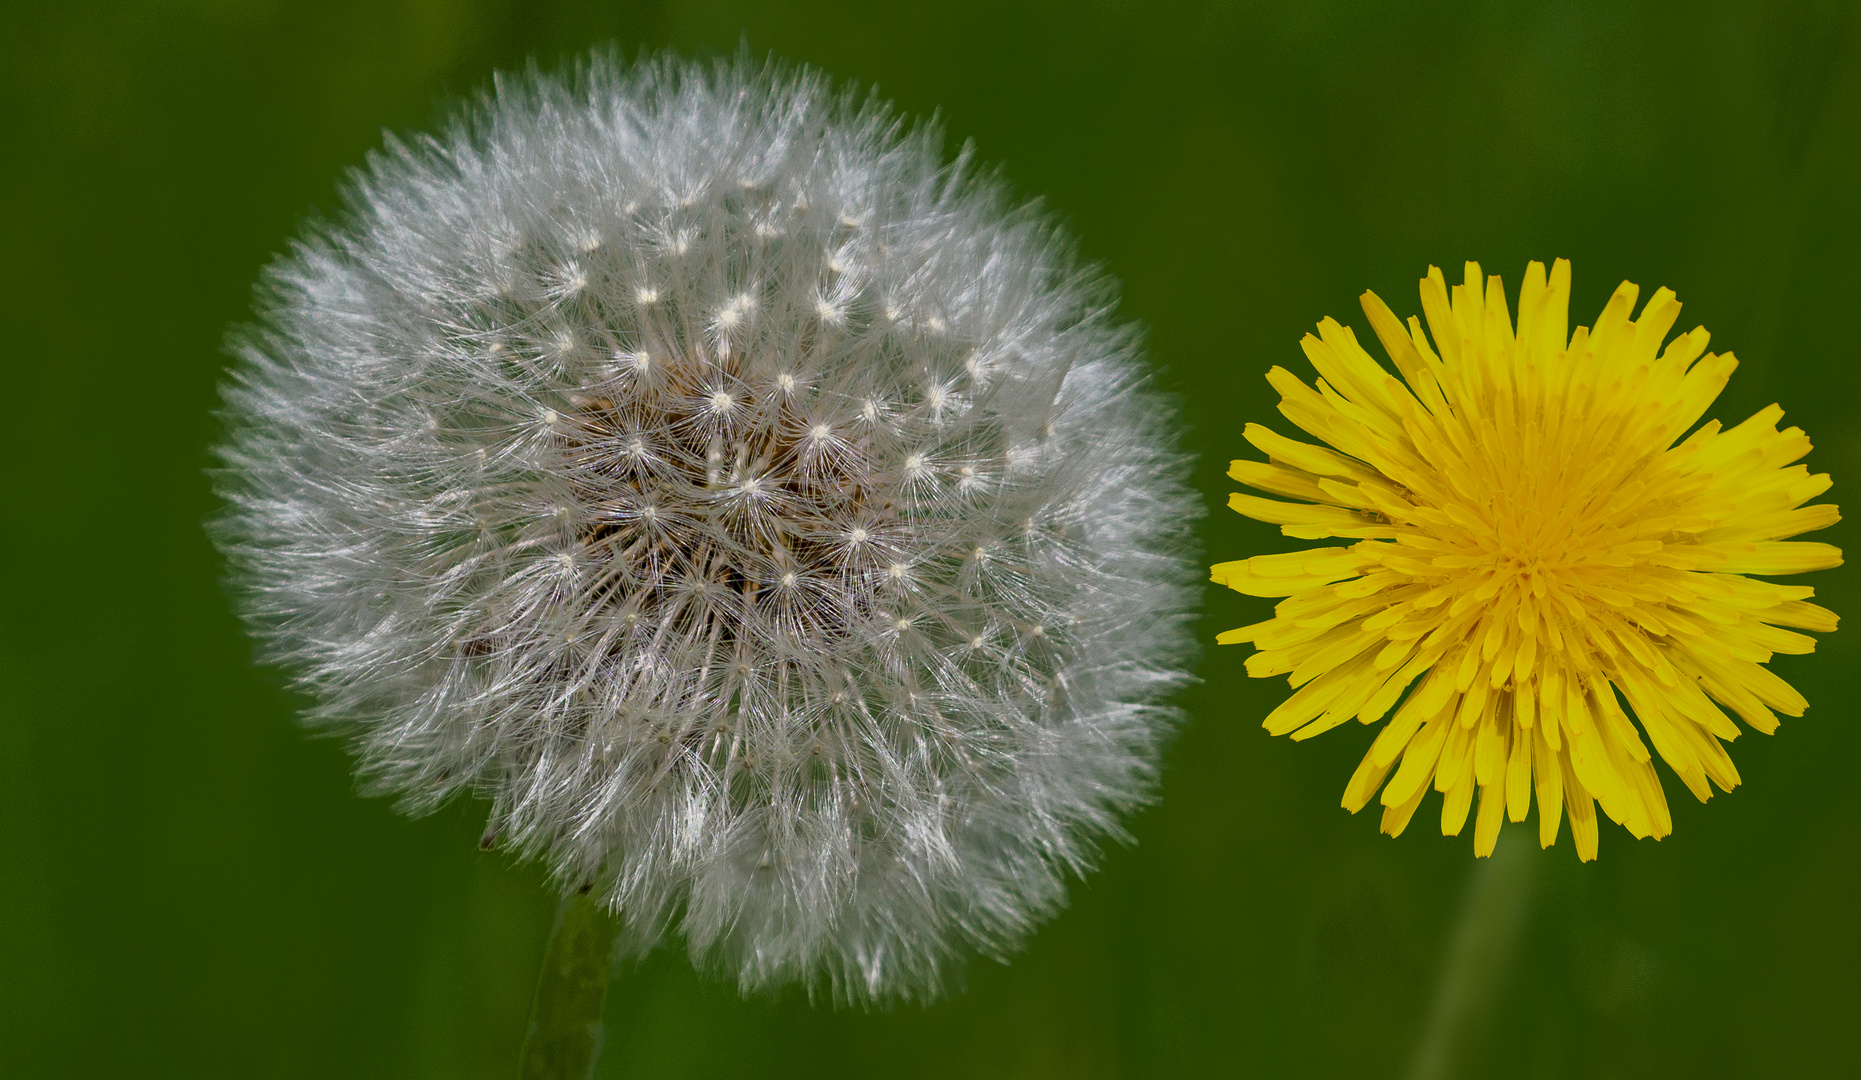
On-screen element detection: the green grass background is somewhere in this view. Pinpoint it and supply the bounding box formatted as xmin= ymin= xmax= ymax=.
xmin=4 ymin=1 xmax=1858 ymax=1077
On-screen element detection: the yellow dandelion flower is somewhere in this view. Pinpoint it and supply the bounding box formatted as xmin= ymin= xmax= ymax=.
xmin=1214 ymin=259 xmax=1841 ymax=860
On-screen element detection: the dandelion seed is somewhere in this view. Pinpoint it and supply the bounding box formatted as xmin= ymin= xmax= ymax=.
xmin=213 ymin=50 xmax=1199 ymax=1004
xmin=1214 ymin=259 xmax=1841 ymax=861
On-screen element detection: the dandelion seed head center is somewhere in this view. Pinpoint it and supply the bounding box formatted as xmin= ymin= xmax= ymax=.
xmin=516 ymin=319 xmax=1033 ymax=664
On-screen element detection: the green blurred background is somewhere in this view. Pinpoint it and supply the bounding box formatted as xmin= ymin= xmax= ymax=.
xmin=4 ymin=2 xmax=1858 ymax=1077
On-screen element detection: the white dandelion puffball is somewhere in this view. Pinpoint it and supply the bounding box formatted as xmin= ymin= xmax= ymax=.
xmin=214 ymin=52 xmax=1200 ymax=1002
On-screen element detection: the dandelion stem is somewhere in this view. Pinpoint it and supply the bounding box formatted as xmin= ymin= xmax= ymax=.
xmin=518 ymin=887 xmax=618 ymax=1080
xmin=1405 ymin=829 xmax=1535 ymax=1080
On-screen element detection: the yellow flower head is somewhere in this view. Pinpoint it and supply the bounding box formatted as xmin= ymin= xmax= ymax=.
xmin=1215 ymin=260 xmax=1841 ymax=860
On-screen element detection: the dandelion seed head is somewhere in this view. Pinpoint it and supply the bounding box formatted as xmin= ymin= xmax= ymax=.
xmin=213 ymin=51 xmax=1198 ymax=1004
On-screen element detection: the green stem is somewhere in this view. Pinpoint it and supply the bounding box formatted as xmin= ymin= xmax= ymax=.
xmin=518 ymin=887 xmax=619 ymax=1080
xmin=1405 ymin=828 xmax=1536 ymax=1080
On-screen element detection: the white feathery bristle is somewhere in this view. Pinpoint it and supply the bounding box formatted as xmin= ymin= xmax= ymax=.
xmin=212 ymin=50 xmax=1201 ymax=1004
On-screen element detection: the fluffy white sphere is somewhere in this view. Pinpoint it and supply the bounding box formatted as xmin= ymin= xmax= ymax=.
xmin=214 ymin=52 xmax=1200 ymax=1002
